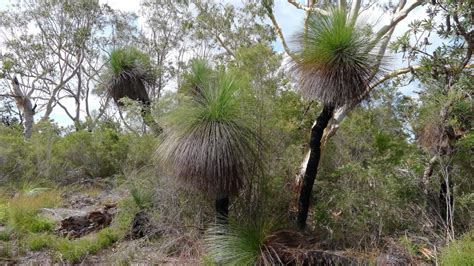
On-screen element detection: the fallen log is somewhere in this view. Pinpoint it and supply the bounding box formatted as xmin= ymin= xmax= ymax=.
xmin=55 ymin=204 xmax=116 ymax=239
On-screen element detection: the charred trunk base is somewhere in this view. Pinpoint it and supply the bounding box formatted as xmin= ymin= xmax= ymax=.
xmin=215 ymin=197 xmax=229 ymax=224
xmin=130 ymin=210 xmax=152 ymax=239
xmin=297 ymin=105 xmax=335 ymax=230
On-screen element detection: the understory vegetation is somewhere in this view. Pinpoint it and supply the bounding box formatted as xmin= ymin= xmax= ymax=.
xmin=0 ymin=0 xmax=472 ymax=265
xmin=0 ymin=90 xmax=471 ymax=264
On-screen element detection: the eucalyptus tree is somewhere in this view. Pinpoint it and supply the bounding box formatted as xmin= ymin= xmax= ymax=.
xmin=0 ymin=0 xmax=109 ymax=133
xmin=190 ymin=0 xmax=275 ymax=62
xmin=158 ymin=60 xmax=261 ymax=221
xmin=101 ymin=47 xmax=161 ymax=134
xmin=139 ymin=0 xmax=191 ymax=100
xmin=389 ymin=0 xmax=474 ymax=239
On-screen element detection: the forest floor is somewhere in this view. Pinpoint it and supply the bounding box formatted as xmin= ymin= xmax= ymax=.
xmin=0 ymin=183 xmax=205 ymax=265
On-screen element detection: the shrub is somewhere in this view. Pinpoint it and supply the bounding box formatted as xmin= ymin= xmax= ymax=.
xmin=112 ymin=197 xmax=140 ymax=237
xmin=0 ymin=228 xmax=12 ymax=241
xmin=312 ymin=103 xmax=423 ymax=249
xmin=204 ymin=219 xmax=273 ymax=265
xmin=123 ymin=134 xmax=157 ymax=172
xmin=26 ymin=233 xmax=55 ymax=251
xmin=0 ymin=240 xmax=13 ymax=258
xmin=0 ymin=125 xmax=32 ymax=182
xmin=439 ymin=231 xmax=474 ymax=266
xmin=0 ymin=202 xmax=7 ymax=225
xmin=52 ymin=128 xmax=130 ymax=179
xmin=0 ymin=121 xmax=152 ymax=185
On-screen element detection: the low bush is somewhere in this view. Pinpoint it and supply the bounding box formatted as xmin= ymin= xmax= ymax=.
xmin=52 ymin=128 xmax=130 ymax=179
xmin=0 ymin=227 xmax=12 ymax=241
xmin=112 ymin=197 xmax=140 ymax=238
xmin=25 ymin=233 xmax=55 ymax=251
xmin=439 ymin=231 xmax=474 ymax=266
xmin=0 ymin=125 xmax=31 ymax=182
xmin=204 ymin=219 xmax=274 ymax=265
xmin=0 ymin=122 xmax=134 ymax=185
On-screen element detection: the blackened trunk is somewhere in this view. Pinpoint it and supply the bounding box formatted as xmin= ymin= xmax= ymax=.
xmin=215 ymin=197 xmax=229 ymax=224
xmin=297 ymin=104 xmax=334 ymax=230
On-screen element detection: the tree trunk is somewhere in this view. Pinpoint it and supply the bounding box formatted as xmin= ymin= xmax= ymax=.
xmin=11 ymin=77 xmax=35 ymax=139
xmin=297 ymin=104 xmax=334 ymax=230
xmin=140 ymin=102 xmax=162 ymax=135
xmin=421 ymin=156 xmax=437 ymax=196
xmin=215 ymin=197 xmax=229 ymax=224
xmin=23 ymin=104 xmax=35 ymax=138
xmin=439 ymin=166 xmax=454 ymax=234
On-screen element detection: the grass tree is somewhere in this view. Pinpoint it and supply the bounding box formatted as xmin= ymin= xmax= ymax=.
xmin=102 ymin=47 xmax=161 ymax=133
xmin=291 ymin=8 xmax=381 ymax=230
xmin=157 ymin=60 xmax=260 ymax=221
xmin=179 ymin=58 xmax=213 ymax=98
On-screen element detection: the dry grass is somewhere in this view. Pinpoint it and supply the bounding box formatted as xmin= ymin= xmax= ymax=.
xmin=7 ymin=189 xmax=61 ymax=233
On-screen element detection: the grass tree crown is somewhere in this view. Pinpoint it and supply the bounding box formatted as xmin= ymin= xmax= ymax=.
xmin=102 ymin=47 xmax=155 ymax=106
xmin=157 ymin=63 xmax=260 ymax=199
xmin=179 ymin=58 xmax=214 ymax=97
xmin=291 ymin=8 xmax=380 ymax=107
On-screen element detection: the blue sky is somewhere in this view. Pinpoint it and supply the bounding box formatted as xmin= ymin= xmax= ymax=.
xmin=0 ymin=0 xmax=424 ymax=127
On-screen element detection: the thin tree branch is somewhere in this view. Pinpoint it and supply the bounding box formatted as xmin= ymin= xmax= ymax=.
xmin=194 ymin=2 xmax=236 ymax=59
xmin=57 ymin=100 xmax=76 ymax=122
xmin=213 ymin=33 xmax=236 ymax=59
xmin=371 ymin=65 xmax=421 ymax=88
xmin=118 ymin=108 xmax=139 ymax=135
xmin=265 ymin=7 xmax=296 ymax=60
xmin=323 ymin=63 xmax=474 ymax=144
xmin=375 ymin=0 xmax=423 ymax=41
xmin=287 ymin=0 xmax=328 ymax=15
xmin=452 ymin=11 xmax=473 ymax=68
xmin=0 ymin=93 xmax=19 ymax=98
